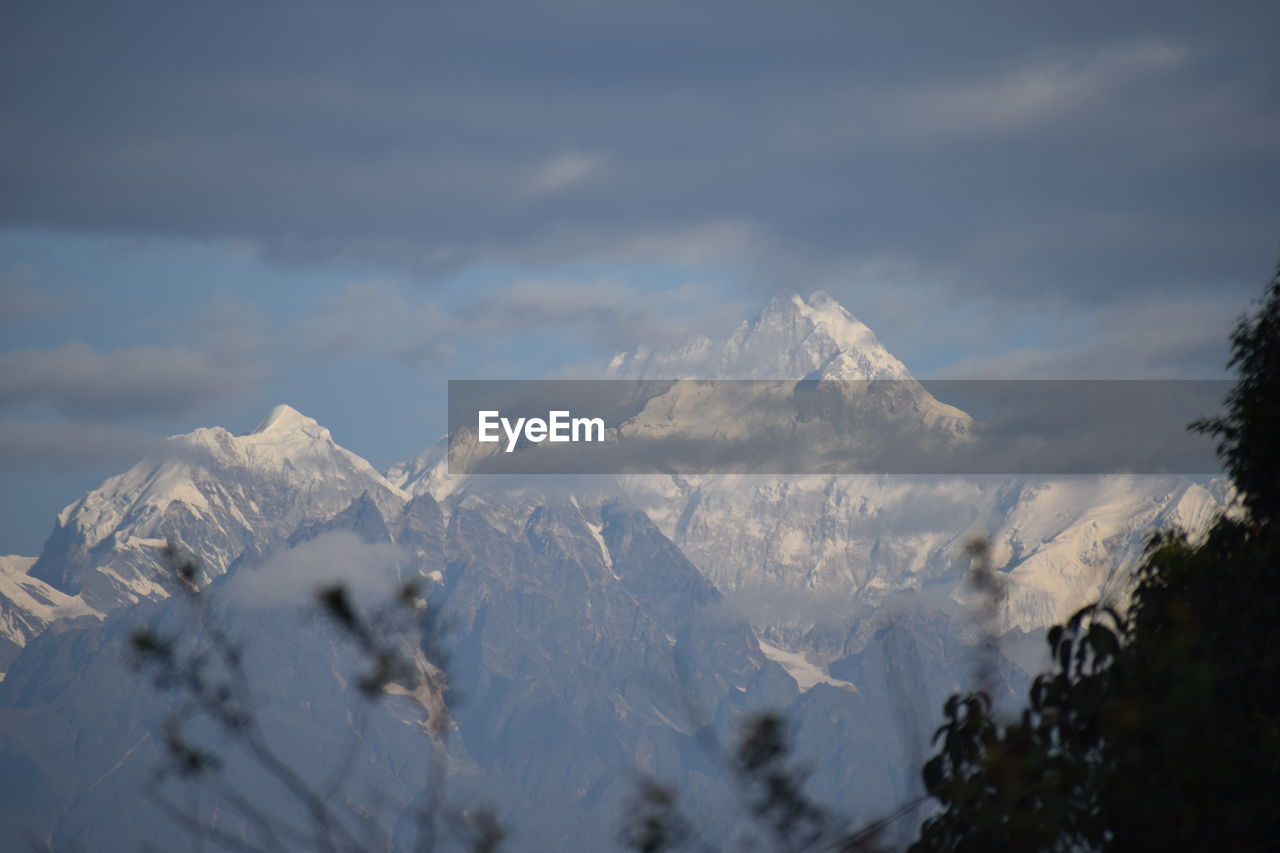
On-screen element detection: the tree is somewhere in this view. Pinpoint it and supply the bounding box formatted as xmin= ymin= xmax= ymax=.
xmin=912 ymin=263 xmax=1280 ymax=851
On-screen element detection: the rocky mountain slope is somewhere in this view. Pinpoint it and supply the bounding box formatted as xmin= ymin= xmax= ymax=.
xmin=27 ymin=404 xmax=407 ymax=614
xmin=0 ymin=555 xmax=98 ymax=674
xmin=610 ymin=293 xmax=1223 ymax=644
xmin=0 ymin=291 xmax=1226 ymax=849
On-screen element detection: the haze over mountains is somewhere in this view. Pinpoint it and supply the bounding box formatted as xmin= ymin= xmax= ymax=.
xmin=0 ymin=292 xmax=1225 ymax=849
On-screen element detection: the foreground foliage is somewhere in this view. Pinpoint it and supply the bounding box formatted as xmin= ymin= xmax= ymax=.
xmin=913 ymin=266 xmax=1280 ymax=851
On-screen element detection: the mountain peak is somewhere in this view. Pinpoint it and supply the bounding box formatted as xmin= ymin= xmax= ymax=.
xmin=759 ymin=291 xmax=880 ymax=350
xmin=763 ymin=290 xmax=838 ymax=310
xmin=250 ymin=404 xmax=322 ymax=436
xmin=608 ymin=290 xmax=911 ymax=380
xmin=32 ymin=401 xmax=405 ymax=610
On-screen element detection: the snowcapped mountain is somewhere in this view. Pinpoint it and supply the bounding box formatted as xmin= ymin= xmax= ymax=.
xmin=0 ymin=429 xmax=885 ymax=851
xmin=608 ymin=291 xmax=915 ymax=381
xmin=0 ymin=290 xmax=1229 ymax=850
xmin=610 ymin=292 xmax=1223 ymax=640
xmin=612 ymin=291 xmax=973 ymax=446
xmin=396 ymin=288 xmax=1221 ymax=644
xmin=28 ymin=404 xmax=408 ymax=613
xmin=0 ymin=555 xmax=99 ymax=674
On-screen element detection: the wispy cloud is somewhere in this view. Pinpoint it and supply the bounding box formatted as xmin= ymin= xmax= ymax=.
xmin=877 ymin=40 xmax=1189 ymax=142
xmin=528 ymin=152 xmax=605 ymax=195
xmin=4 ymin=3 xmax=1272 ymax=305
xmin=458 ymin=276 xmax=739 ymax=347
xmin=0 ymin=421 xmax=163 ymax=469
xmin=287 ymin=281 xmax=452 ymax=366
xmin=931 ymin=298 xmax=1240 ymax=379
xmin=290 ymin=276 xmax=741 ymax=367
xmin=0 ymin=341 xmax=262 ymax=419
xmin=223 ymin=530 xmax=405 ymax=609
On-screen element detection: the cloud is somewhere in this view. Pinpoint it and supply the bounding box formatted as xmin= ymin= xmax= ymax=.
xmin=0 ymin=421 xmax=163 ymax=469
xmin=460 ymin=276 xmax=739 ymax=347
xmin=290 ymin=276 xmax=742 ymax=368
xmin=930 ymin=298 xmax=1240 ymax=379
xmin=580 ymin=221 xmax=756 ymax=266
xmin=528 ymin=152 xmax=605 ymax=195
xmin=287 ymin=280 xmax=452 ymax=366
xmin=878 ymin=40 xmax=1188 ymax=142
xmin=222 ymin=530 xmax=406 ymax=609
xmin=0 ymin=340 xmax=262 ymax=419
xmin=3 ymin=2 xmax=1275 ymax=310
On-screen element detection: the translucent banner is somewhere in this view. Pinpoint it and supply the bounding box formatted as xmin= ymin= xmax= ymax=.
xmin=447 ymin=379 xmax=1228 ymax=475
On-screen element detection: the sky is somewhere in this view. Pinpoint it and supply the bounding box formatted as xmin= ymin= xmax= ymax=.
xmin=2 ymin=0 xmax=1278 ymax=554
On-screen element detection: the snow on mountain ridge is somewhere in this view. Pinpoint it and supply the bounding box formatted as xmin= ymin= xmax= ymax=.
xmin=384 ymin=285 xmax=1223 ymax=652
xmin=608 ymin=291 xmax=912 ymax=381
xmin=55 ymin=413 xmax=403 ymax=551
xmin=13 ymin=282 xmax=1228 ymax=679
xmin=0 ymin=555 xmax=100 ymax=675
xmin=31 ymin=405 xmax=409 ymax=613
xmin=250 ymin=402 xmax=327 ymax=436
xmin=603 ymin=290 xmax=1225 ymax=647
xmin=396 ymin=290 xmax=946 ymax=496
xmin=0 ymin=293 xmax=1234 ymax=848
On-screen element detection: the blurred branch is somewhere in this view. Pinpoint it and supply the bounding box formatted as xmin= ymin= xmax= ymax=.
xmin=128 ymin=538 xmax=464 ymax=853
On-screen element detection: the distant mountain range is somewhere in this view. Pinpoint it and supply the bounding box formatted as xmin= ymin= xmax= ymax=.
xmin=0 ymin=292 xmax=1225 ymax=850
